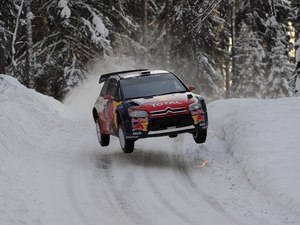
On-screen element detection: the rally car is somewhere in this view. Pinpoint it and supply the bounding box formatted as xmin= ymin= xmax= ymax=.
xmin=92 ymin=69 xmax=208 ymax=153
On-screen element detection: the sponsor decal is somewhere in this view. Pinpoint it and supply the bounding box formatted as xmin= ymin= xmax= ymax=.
xmin=196 ymin=114 xmax=205 ymax=122
xmin=131 ymin=117 xmax=148 ymax=131
xmin=198 ymin=123 xmax=207 ymax=127
xmin=126 ymin=135 xmax=139 ymax=139
xmin=191 ymin=109 xmax=204 ymax=115
xmin=151 ymin=101 xmax=182 ymax=107
xmin=133 ymin=123 xmax=144 ymax=131
xmin=192 ymin=111 xmax=206 ymax=124
xmin=131 ymin=117 xmax=148 ymax=123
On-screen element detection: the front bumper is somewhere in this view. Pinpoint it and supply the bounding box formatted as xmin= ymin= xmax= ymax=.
xmin=148 ymin=125 xmax=195 ymax=136
xmin=123 ymin=109 xmax=208 ymax=140
xmin=125 ymin=123 xmax=207 ymax=140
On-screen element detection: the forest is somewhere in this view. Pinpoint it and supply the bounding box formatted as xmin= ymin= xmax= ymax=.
xmin=0 ymin=0 xmax=300 ymax=100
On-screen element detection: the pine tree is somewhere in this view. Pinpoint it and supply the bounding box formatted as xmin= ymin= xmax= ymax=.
xmin=0 ymin=0 xmax=297 ymax=100
xmin=11 ymin=0 xmax=111 ymax=99
xmin=290 ymin=0 xmax=300 ymax=96
xmin=265 ymin=16 xmax=293 ymax=98
xmin=291 ymin=38 xmax=300 ymax=96
xmin=159 ymin=0 xmax=225 ymax=98
xmin=0 ymin=0 xmax=15 ymax=73
xmin=232 ymin=22 xmax=266 ymax=98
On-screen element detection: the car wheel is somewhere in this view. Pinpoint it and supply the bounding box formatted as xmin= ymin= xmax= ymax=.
xmin=118 ymin=126 xmax=134 ymax=153
xmin=95 ymin=117 xmax=110 ymax=146
xmin=193 ymin=129 xmax=207 ymax=144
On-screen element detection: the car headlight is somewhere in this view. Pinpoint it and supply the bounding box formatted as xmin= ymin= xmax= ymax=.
xmin=189 ymin=101 xmax=202 ymax=111
xmin=128 ymin=109 xmax=148 ymax=118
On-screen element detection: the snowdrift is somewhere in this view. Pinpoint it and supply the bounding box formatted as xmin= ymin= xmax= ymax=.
xmin=209 ymin=98 xmax=300 ymax=213
xmin=0 ymin=75 xmax=67 ymax=223
xmin=0 ymin=75 xmax=66 ymax=153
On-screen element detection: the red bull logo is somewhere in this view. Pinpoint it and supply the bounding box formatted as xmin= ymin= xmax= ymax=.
xmin=131 ymin=118 xmax=148 ymax=131
xmin=192 ymin=110 xmax=206 ymax=124
xmin=132 ymin=123 xmax=145 ymax=131
xmin=191 ymin=109 xmax=204 ymax=115
xmin=196 ymin=114 xmax=205 ymax=122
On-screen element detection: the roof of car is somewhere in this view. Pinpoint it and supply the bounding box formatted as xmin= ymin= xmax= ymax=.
xmin=99 ymin=69 xmax=170 ymax=83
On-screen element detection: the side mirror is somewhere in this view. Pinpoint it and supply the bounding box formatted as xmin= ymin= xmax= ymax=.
xmin=104 ymin=95 xmax=113 ymax=100
xmin=188 ymin=85 xmax=196 ymax=92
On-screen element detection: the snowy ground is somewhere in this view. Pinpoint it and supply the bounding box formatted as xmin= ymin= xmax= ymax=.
xmin=0 ymin=74 xmax=300 ymax=225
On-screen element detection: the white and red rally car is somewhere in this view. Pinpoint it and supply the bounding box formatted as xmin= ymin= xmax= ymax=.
xmin=92 ymin=69 xmax=208 ymax=153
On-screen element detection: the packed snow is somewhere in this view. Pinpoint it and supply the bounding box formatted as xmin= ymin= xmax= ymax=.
xmin=0 ymin=74 xmax=300 ymax=225
xmin=209 ymin=98 xmax=300 ymax=213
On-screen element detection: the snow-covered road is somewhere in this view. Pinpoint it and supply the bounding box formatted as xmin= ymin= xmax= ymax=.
xmin=58 ymin=125 xmax=240 ymax=225
xmin=1 ymin=74 xmax=300 ymax=225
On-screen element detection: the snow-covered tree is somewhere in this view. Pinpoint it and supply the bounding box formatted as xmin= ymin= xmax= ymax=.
xmin=291 ymin=0 xmax=300 ymax=96
xmin=0 ymin=0 xmax=297 ymax=100
xmin=232 ymin=22 xmax=266 ymax=98
xmin=291 ymin=38 xmax=300 ymax=96
xmin=11 ymin=0 xmax=111 ymax=99
xmin=157 ymin=0 xmax=225 ymax=98
xmin=265 ymin=16 xmax=293 ymax=98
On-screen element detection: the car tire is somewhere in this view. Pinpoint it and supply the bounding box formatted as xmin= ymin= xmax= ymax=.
xmin=95 ymin=117 xmax=110 ymax=146
xmin=118 ymin=126 xmax=134 ymax=153
xmin=193 ymin=129 xmax=207 ymax=144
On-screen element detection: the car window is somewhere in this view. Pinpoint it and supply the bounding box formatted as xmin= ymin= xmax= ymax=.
xmin=108 ymin=79 xmax=119 ymax=100
xmin=100 ymin=80 xmax=110 ymax=97
xmin=120 ymin=73 xmax=187 ymax=100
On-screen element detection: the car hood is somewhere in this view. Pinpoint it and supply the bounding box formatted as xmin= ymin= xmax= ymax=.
xmin=128 ymin=93 xmax=196 ymax=115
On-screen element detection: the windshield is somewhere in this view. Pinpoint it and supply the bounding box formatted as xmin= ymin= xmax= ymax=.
xmin=120 ymin=73 xmax=187 ymax=100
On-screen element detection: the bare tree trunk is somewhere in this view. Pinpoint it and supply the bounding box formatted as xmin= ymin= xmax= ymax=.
xmin=142 ymin=0 xmax=148 ymax=67
xmin=25 ymin=0 xmax=34 ymax=88
xmin=0 ymin=45 xmax=5 ymax=74
xmin=12 ymin=0 xmax=24 ymax=69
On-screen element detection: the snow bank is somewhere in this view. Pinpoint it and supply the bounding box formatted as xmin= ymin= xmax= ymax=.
xmin=0 ymin=75 xmax=68 ymax=223
xmin=0 ymin=75 xmax=66 ymax=153
xmin=209 ymin=98 xmax=300 ymax=213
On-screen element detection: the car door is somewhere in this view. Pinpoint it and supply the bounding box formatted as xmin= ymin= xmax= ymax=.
xmin=97 ymin=80 xmax=110 ymax=133
xmin=103 ymin=78 xmax=119 ymax=134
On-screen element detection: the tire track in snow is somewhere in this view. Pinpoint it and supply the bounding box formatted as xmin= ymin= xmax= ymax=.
xmin=140 ymin=137 xmax=241 ymax=225
xmin=170 ymin=141 xmax=232 ymax=217
xmin=94 ymin=151 xmax=152 ymax=225
xmin=143 ymin=150 xmax=198 ymax=225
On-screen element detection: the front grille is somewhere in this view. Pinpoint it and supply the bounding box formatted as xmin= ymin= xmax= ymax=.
xmin=148 ymin=114 xmax=193 ymax=131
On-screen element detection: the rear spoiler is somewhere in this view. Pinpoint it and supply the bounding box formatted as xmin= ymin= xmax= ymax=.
xmin=99 ymin=69 xmax=148 ymax=83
